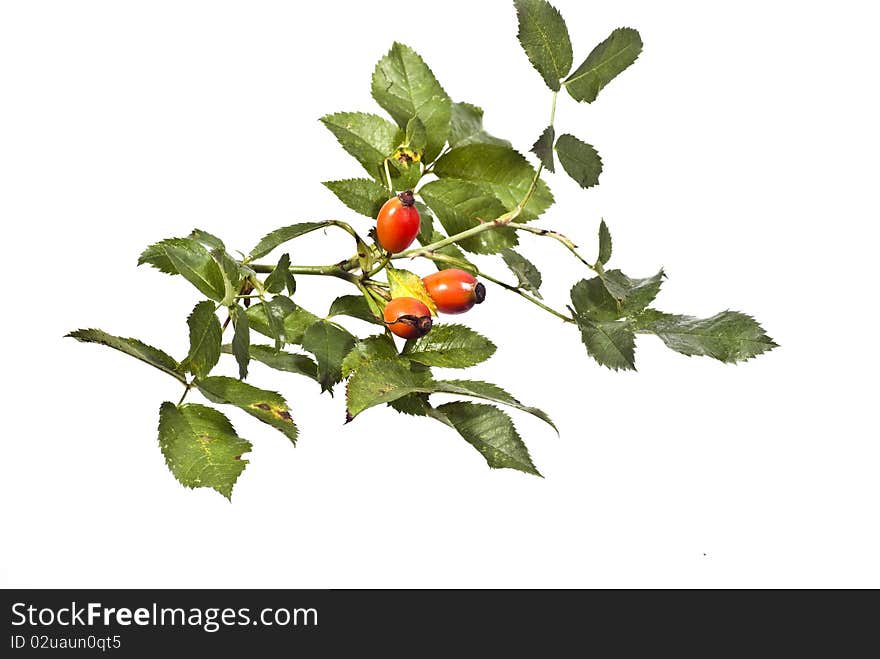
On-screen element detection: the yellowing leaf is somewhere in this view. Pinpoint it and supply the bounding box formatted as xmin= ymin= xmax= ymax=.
xmin=386 ymin=266 xmax=438 ymax=315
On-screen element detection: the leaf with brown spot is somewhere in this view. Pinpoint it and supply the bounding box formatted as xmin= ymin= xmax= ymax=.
xmin=196 ymin=376 xmax=297 ymax=444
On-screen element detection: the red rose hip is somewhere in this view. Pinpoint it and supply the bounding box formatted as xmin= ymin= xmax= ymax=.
xmin=376 ymin=190 xmax=420 ymax=253
xmin=383 ymin=297 xmax=433 ymax=339
xmin=422 ymin=268 xmax=486 ymax=314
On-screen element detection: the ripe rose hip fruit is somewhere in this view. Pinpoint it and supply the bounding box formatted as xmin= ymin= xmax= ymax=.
xmin=376 ymin=190 xmax=420 ymax=253
xmin=383 ymin=297 xmax=433 ymax=339
xmin=422 ymin=268 xmax=486 ymax=314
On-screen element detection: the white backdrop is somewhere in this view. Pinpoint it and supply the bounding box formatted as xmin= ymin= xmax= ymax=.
xmin=2 ymin=0 xmax=877 ymax=588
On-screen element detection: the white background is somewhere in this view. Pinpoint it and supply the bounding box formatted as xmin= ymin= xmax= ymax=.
xmin=1 ymin=0 xmax=877 ymax=588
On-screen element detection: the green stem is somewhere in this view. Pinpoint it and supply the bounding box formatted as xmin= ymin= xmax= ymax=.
xmin=178 ymin=383 xmax=193 ymax=406
xmin=513 ymin=225 xmax=597 ymax=272
xmin=250 ymin=262 xmax=361 ymax=284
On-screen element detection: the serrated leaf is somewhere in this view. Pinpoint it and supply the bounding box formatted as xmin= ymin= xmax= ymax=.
xmin=328 ymin=295 xmax=383 ymax=326
xmin=264 ymin=295 xmax=297 ymax=350
xmin=66 ymin=329 xmax=184 ymax=382
xmin=633 ymin=310 xmax=778 ymax=363
xmin=371 ymin=42 xmax=451 ymax=162
xmin=222 ymin=343 xmax=318 ymax=381
xmin=246 ymin=302 xmax=319 ymax=346
xmin=404 ymin=323 xmax=496 ymax=368
xmin=342 ymin=335 xmax=400 ymax=379
xmin=597 ymin=219 xmax=612 ymax=266
xmin=185 ymin=301 xmax=222 ymax=380
xmin=248 ymin=222 xmax=334 ymax=260
xmin=188 ymin=229 xmax=226 ymax=251
xmin=419 ymin=179 xmax=518 ymax=254
xmin=500 ymin=249 xmax=543 ymax=297
xmin=301 ymin=320 xmax=356 ymax=393
xmin=158 ymin=402 xmax=251 ymax=500
xmin=555 ymin=134 xmax=602 ymax=189
xmin=570 ymin=270 xmax=663 ymax=320
xmin=514 ymin=0 xmax=573 ymax=91
xmin=565 ymin=27 xmax=643 ymax=103
xmin=139 ymin=238 xmax=227 ymax=301
xmin=386 ymin=266 xmax=438 ymax=315
xmin=602 ymin=269 xmax=664 ymax=312
xmin=531 ymin=125 xmax=556 ymax=172
xmin=576 ymin=318 xmax=636 ymax=371
xmin=320 ymin=111 xmax=401 ymax=181
xmin=323 ymin=178 xmax=389 ymax=218
xmin=230 ymin=305 xmax=250 ymax=380
xmin=432 ymin=380 xmax=556 ymax=432
xmin=415 ymin=205 xmax=476 ymax=271
xmin=435 ymin=402 xmax=541 ymax=476
xmin=448 ymin=102 xmax=510 ymax=148
xmin=210 ymin=248 xmax=244 ymax=305
xmin=388 ymin=393 xmax=432 ymax=417
xmin=570 ymin=276 xmax=621 ymax=321
xmin=345 ymin=358 xmax=433 ymax=419
xmin=196 ymin=376 xmax=297 ymax=443
xmin=263 ymin=253 xmax=291 ymax=294
xmin=433 ymin=144 xmax=554 ymax=221
xmin=405 ymin=116 xmax=427 ymax=153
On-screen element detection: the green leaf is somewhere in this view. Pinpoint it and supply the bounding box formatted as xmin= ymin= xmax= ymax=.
xmin=435 ymin=402 xmax=541 ymax=476
xmin=301 ymin=320 xmax=357 ymax=393
xmin=570 ymin=270 xmax=663 ymax=320
xmin=210 ymin=248 xmax=244 ymax=306
xmin=346 ymin=358 xmax=433 ymax=419
xmin=285 ymin=270 xmax=297 ymax=296
xmin=157 ymin=402 xmax=251 ymax=500
xmin=246 ymin=302 xmax=319 ymax=346
xmin=531 ymin=125 xmax=556 ymax=172
xmin=371 ymin=42 xmax=451 ymax=162
xmin=513 ymin=0 xmax=573 ymax=91
xmin=432 ymin=380 xmax=556 ymax=432
xmin=633 ymin=310 xmax=778 ymax=363
xmin=386 ymin=266 xmax=438 ymax=315
xmin=323 ymin=178 xmax=389 ymax=218
xmin=341 ymin=334 xmax=399 ymax=378
xmin=433 ymin=144 xmax=554 ymax=221
xmin=188 ymin=229 xmax=226 ymax=251
xmin=320 ymin=111 xmax=401 ymax=181
xmin=404 ymin=323 xmax=496 ymax=368
xmin=555 ymin=134 xmax=602 ymax=189
xmin=565 ymin=27 xmax=643 ymax=103
xmin=601 ymin=269 xmax=664 ymax=312
xmin=328 ymin=295 xmax=383 ymax=326
xmin=415 ymin=205 xmax=476 ymax=271
xmin=570 ymin=276 xmax=621 ymax=321
xmin=264 ymin=295 xmax=297 ymax=350
xmin=222 ymin=343 xmax=318 ymax=381
xmin=248 ymin=221 xmax=333 ymax=261
xmin=263 ymin=253 xmax=291 ymax=294
xmin=500 ymin=249 xmax=543 ymax=297
xmin=66 ymin=329 xmax=184 ymax=382
xmin=448 ymin=102 xmax=510 ymax=148
xmin=196 ymin=376 xmax=297 ymax=443
xmin=419 ymin=179 xmax=518 ymax=254
xmin=597 ymin=219 xmax=612 ymax=266
xmin=576 ymin=318 xmax=636 ymax=371
xmin=388 ymin=393 xmax=432 ymax=417
xmin=405 ymin=116 xmax=427 ymax=154
xmin=230 ymin=305 xmax=250 ymax=380
xmin=139 ymin=238 xmax=226 ymax=301
xmin=185 ymin=301 xmax=222 ymax=380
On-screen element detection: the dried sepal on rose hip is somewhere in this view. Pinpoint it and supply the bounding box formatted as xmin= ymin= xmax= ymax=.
xmin=376 ymin=190 xmax=420 ymax=253
xmin=383 ymin=296 xmax=433 ymax=339
xmin=422 ymin=268 xmax=486 ymax=315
